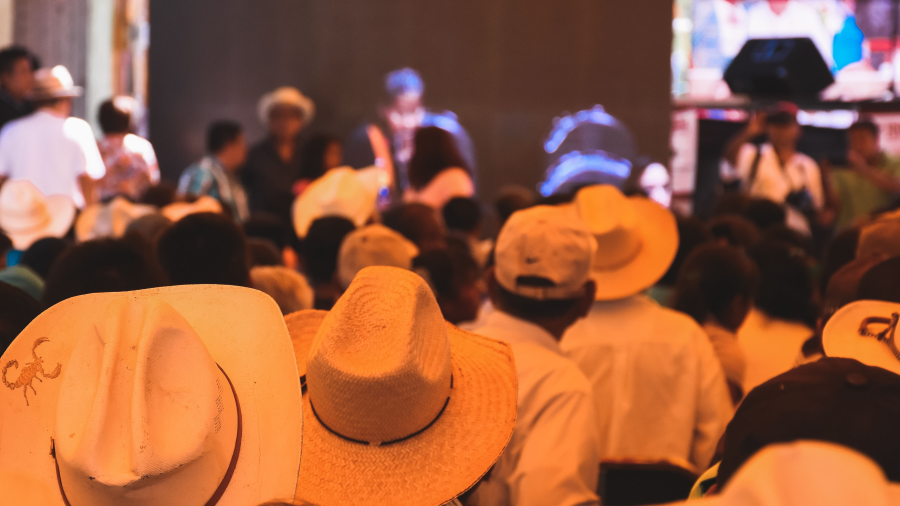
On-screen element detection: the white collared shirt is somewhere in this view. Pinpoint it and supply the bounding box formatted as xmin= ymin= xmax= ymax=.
xmin=0 ymin=110 xmax=105 ymax=208
xmin=472 ymin=310 xmax=601 ymax=506
xmin=561 ymin=295 xmax=733 ymax=470
xmin=722 ymin=143 xmax=824 ymax=210
xmin=746 ymin=0 xmax=834 ymax=67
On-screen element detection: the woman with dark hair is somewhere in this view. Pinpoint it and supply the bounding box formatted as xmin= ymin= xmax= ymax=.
xmin=95 ymin=96 xmax=159 ymax=201
xmin=403 ymin=126 xmax=474 ymax=209
xmin=298 ymin=133 xmax=343 ymax=182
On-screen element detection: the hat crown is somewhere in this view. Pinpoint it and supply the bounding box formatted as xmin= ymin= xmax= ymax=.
xmin=31 ymin=65 xmax=80 ymax=99
xmin=55 ymin=297 xmax=238 ymax=506
xmin=0 ymin=180 xmax=51 ymax=229
xmin=338 ymin=224 xmax=419 ymax=288
xmin=293 ymin=168 xmax=376 ymax=238
xmin=575 ymin=185 xmax=644 ymax=269
xmin=307 ymin=266 xmax=452 ymax=444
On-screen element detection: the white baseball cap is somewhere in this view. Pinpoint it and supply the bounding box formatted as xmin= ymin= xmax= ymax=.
xmin=494 ymin=205 xmax=597 ymax=300
xmin=337 ymin=224 xmax=419 ymax=288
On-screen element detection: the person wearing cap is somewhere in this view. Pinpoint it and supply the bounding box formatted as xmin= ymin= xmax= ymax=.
xmin=242 ymin=86 xmax=314 ymax=222
xmin=560 ymin=185 xmax=732 ymax=471
xmin=0 ymin=65 xmax=104 ymax=208
xmin=472 ymin=205 xmax=602 ymax=506
xmin=0 ymin=45 xmax=38 ymax=131
xmin=721 ymin=103 xmax=827 ymax=232
xmin=336 ymin=224 xmax=419 ymax=290
xmin=177 ymin=120 xmax=250 ymax=222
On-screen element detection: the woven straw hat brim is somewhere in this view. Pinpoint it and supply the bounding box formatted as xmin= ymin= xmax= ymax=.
xmin=285 ymin=310 xmax=325 ymax=378
xmin=823 ymin=300 xmax=900 ymax=376
xmin=0 ymin=195 xmax=75 ymax=250
xmin=0 ymin=286 xmax=304 ymax=505
xmin=290 ymin=312 xmax=517 ymax=506
xmin=591 ymin=198 xmax=678 ymax=301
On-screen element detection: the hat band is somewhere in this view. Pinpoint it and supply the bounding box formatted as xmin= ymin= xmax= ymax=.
xmin=859 ymin=313 xmax=900 ymax=362
xmin=51 ymin=363 xmax=243 ymax=506
xmin=309 ymin=375 xmax=453 ymax=447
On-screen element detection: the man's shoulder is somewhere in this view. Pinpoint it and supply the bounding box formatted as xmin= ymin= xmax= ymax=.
xmin=511 ymin=340 xmax=592 ymax=394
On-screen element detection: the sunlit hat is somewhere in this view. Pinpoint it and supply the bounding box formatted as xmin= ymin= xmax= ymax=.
xmin=0 ymin=286 xmax=303 ymax=505
xmin=0 ymin=180 xmax=75 ymax=250
xmin=574 ymin=185 xmax=678 ymax=301
xmin=337 ymin=224 xmax=419 ymax=288
xmin=257 ymin=87 xmax=316 ymax=125
xmin=74 ymin=196 xmax=157 ymax=242
xmin=0 ymin=470 xmax=57 ymax=506
xmin=857 ymin=219 xmax=900 ymax=260
xmin=285 ymin=266 xmax=516 ymax=506
xmin=823 ymin=300 xmax=900 ymax=376
xmin=292 ymin=167 xmax=377 ymax=238
xmin=29 ymin=65 xmax=83 ymax=101
xmin=161 ymin=195 xmax=223 ymax=222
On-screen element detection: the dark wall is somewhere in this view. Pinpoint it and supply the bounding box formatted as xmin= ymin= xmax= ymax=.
xmin=149 ymin=0 xmax=672 ymax=199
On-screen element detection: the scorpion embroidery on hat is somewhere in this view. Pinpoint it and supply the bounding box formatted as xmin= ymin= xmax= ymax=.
xmin=2 ymin=338 xmax=62 ymax=406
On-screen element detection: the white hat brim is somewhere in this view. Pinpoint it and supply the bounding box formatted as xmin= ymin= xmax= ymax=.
xmin=591 ymin=198 xmax=679 ymax=301
xmin=823 ymin=300 xmax=900 ymax=376
xmin=0 ymin=286 xmax=304 ymax=505
xmin=2 ymin=195 xmax=76 ymax=250
xmin=257 ymin=89 xmax=316 ymax=126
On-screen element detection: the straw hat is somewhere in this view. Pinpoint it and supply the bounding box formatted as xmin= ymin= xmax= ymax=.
xmin=0 ymin=180 xmax=75 ymax=250
xmin=0 ymin=470 xmax=57 ymax=506
xmin=161 ymin=195 xmax=223 ymax=222
xmin=823 ymin=300 xmax=900 ymax=375
xmin=258 ymin=87 xmax=316 ymax=125
xmin=0 ymin=286 xmax=303 ymax=505
xmin=74 ymin=196 xmax=157 ymax=242
xmin=337 ymin=224 xmax=419 ymax=288
xmin=285 ymin=266 xmax=517 ymax=506
xmin=28 ymin=65 xmax=83 ymax=101
xmin=573 ymin=185 xmax=678 ymax=301
xmin=292 ymin=167 xmax=377 ymax=238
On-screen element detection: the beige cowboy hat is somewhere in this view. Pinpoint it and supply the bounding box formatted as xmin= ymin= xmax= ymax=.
xmin=285 ymin=266 xmax=517 ymax=506
xmin=28 ymin=65 xmax=83 ymax=101
xmin=823 ymin=300 xmax=900 ymax=376
xmin=0 ymin=179 xmax=76 ymax=250
xmin=337 ymin=224 xmax=419 ymax=288
xmin=161 ymin=195 xmax=223 ymax=222
xmin=74 ymin=196 xmax=157 ymax=242
xmin=0 ymin=286 xmax=303 ymax=505
xmin=257 ymin=87 xmax=316 ymax=126
xmin=573 ymin=185 xmax=678 ymax=301
xmin=292 ymin=167 xmax=377 ymax=238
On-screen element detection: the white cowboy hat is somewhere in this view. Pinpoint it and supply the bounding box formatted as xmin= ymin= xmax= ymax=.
xmin=0 ymin=180 xmax=76 ymax=250
xmin=292 ymin=167 xmax=377 ymax=238
xmin=0 ymin=286 xmax=303 ymax=505
xmin=29 ymin=65 xmax=83 ymax=101
xmin=161 ymin=195 xmax=223 ymax=223
xmin=573 ymin=185 xmax=678 ymax=301
xmin=257 ymin=87 xmax=316 ymax=126
xmin=284 ymin=266 xmax=517 ymax=506
xmin=823 ymin=300 xmax=900 ymax=376
xmin=74 ymin=196 xmax=157 ymax=242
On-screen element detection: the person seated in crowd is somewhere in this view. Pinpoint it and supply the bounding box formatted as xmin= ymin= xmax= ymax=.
xmin=473 ymin=205 xmax=602 ymax=506
xmin=832 ymin=120 xmax=900 ymax=231
xmin=42 ymin=238 xmax=166 ymax=307
xmin=443 ymin=196 xmax=492 ymax=268
xmin=673 ymin=243 xmax=759 ymax=403
xmin=0 ymin=231 xmax=10 ymax=270
xmin=382 ymin=202 xmax=447 ymax=252
xmin=707 ymin=214 xmax=761 ymax=249
xmin=247 ymin=237 xmax=284 ymax=267
xmin=0 ymin=66 xmax=104 ymax=208
xmin=413 ymin=238 xmax=483 ymax=325
xmin=297 ymin=132 xmax=343 ymax=190
xmin=0 ymin=45 xmax=38 ymax=131
xmin=494 ymin=185 xmax=536 ymax=228
xmin=297 ymin=216 xmax=356 ymax=310
xmin=0 ymin=281 xmax=41 ymax=354
xmin=561 ymin=185 xmax=733 ymax=471
xmin=243 ymin=213 xmax=299 ymax=269
xmin=820 ymin=227 xmax=861 ymax=296
xmin=738 ymin=240 xmax=817 ymax=392
xmin=337 ymin=224 xmax=419 ymax=291
xmin=858 ymin=256 xmax=900 ymax=304
xmin=403 ymin=126 xmax=475 ymax=210
xmin=94 ymin=96 xmax=159 ymax=202
xmin=18 ymin=237 xmax=68 ymax=282
xmin=177 ymin=120 xmax=249 ymax=222
xmin=743 ymin=197 xmax=788 ymax=232
xmin=157 ymin=212 xmax=249 ymax=287
xmin=249 ymin=265 xmax=313 ymax=315
xmin=647 ymin=215 xmax=711 ymax=307
xmin=123 ymin=213 xmax=172 ymax=252
xmin=242 ymin=87 xmax=314 ymax=222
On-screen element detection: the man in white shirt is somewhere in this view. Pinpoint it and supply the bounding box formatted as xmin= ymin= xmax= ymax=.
xmin=0 ymin=65 xmax=104 ymax=208
xmin=472 ymin=205 xmax=602 ymax=506
xmin=560 ymin=185 xmax=733 ymax=471
xmin=747 ymin=0 xmax=834 ymax=67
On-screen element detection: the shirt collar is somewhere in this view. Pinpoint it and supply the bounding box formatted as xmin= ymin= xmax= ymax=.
xmin=483 ymin=309 xmax=562 ymax=354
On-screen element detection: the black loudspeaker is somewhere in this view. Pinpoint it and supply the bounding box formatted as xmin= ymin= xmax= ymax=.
xmin=724 ymin=38 xmax=835 ymax=98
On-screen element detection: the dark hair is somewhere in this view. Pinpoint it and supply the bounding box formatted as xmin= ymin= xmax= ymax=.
xmin=299 ymin=133 xmax=341 ymax=181
xmin=157 ymin=213 xmax=249 ymax=286
xmin=408 ymin=126 xmax=469 ymax=190
xmin=97 ymin=97 xmax=133 ymax=135
xmin=0 ymin=281 xmax=42 ymax=355
xmin=495 ymin=188 xmax=535 ymax=226
xmin=748 ymin=240 xmax=816 ymax=326
xmin=659 ymin=216 xmax=712 ymax=287
xmin=414 ymin=238 xmax=479 ymax=299
xmin=385 ymin=68 xmax=424 ymax=98
xmin=820 ymin=228 xmax=861 ymax=295
xmin=140 ymin=182 xmax=177 ymax=208
xmin=43 ymin=239 xmax=167 ymax=307
xmin=744 ymin=198 xmax=786 ymax=231
xmin=344 ymin=124 xmax=377 ymax=170
xmin=849 ymin=120 xmax=879 ymax=138
xmin=243 ymin=213 xmax=291 ymax=250
xmin=0 ymin=230 xmax=12 ymax=256
xmin=299 ymin=217 xmax=356 ymax=284
xmin=707 ymin=215 xmax=760 ymax=249
xmin=207 ymin=121 xmax=243 ymax=154
xmin=442 ymin=197 xmax=481 ymax=233
xmin=762 ymin=224 xmax=812 ymax=256
xmin=20 ymin=237 xmax=69 ymax=279
xmin=495 ymin=282 xmax=581 ymax=320
xmin=247 ymin=237 xmax=283 ymax=267
xmin=858 ymin=257 xmax=900 ymax=304
xmin=0 ymin=45 xmax=39 ymax=75
xmin=673 ymin=244 xmax=758 ymax=325
xmin=382 ymin=203 xmax=445 ymax=251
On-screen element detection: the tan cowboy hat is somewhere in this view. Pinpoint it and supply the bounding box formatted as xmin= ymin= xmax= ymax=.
xmin=823 ymin=300 xmax=900 ymax=376
xmin=29 ymin=66 xmax=83 ymax=101
xmin=285 ymin=266 xmax=517 ymax=506
xmin=161 ymin=195 xmax=223 ymax=222
xmin=258 ymin=87 xmax=316 ymax=125
xmin=292 ymin=167 xmax=377 ymax=238
xmin=0 ymin=286 xmax=303 ymax=505
xmin=337 ymin=224 xmax=419 ymax=288
xmin=0 ymin=179 xmax=76 ymax=250
xmin=574 ymin=185 xmax=678 ymax=301
xmin=74 ymin=196 xmax=157 ymax=242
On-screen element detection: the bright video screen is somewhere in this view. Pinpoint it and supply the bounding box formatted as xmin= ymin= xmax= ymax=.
xmin=673 ymin=0 xmax=900 ymax=101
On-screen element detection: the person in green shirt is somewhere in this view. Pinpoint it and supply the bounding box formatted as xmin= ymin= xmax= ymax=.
xmin=832 ymin=120 xmax=900 ymax=231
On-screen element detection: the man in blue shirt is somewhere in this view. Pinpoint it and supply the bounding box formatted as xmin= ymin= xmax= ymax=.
xmin=177 ymin=121 xmax=249 ymax=222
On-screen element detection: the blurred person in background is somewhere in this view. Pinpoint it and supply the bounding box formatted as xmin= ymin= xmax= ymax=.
xmin=156 ymin=212 xmax=248 ymax=287
xmin=95 ymin=96 xmax=159 ymax=202
xmin=413 ymin=238 xmax=483 ymax=325
xmin=0 ymin=281 xmax=41 ymax=353
xmin=177 ymin=120 xmax=249 ymax=222
xmin=443 ymin=196 xmax=492 ymax=268
xmin=243 ymin=213 xmax=299 ymax=269
xmin=296 ymin=132 xmax=343 ymax=190
xmin=382 ymin=202 xmax=448 ymax=252
xmin=0 ymin=46 xmax=38 ymax=131
xmin=297 ymin=216 xmax=356 ymax=310
xmin=404 ymin=126 xmax=475 ymax=209
xmin=249 ymin=265 xmax=314 ymax=315
xmin=648 ymin=215 xmax=712 ymax=307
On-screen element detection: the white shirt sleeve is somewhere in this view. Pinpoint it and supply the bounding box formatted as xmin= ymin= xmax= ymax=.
xmin=690 ymin=327 xmax=735 ymax=469
xmin=721 ymin=143 xmax=758 ymax=184
xmin=0 ymin=128 xmax=12 ymax=177
xmin=65 ymin=118 xmax=106 ymax=179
